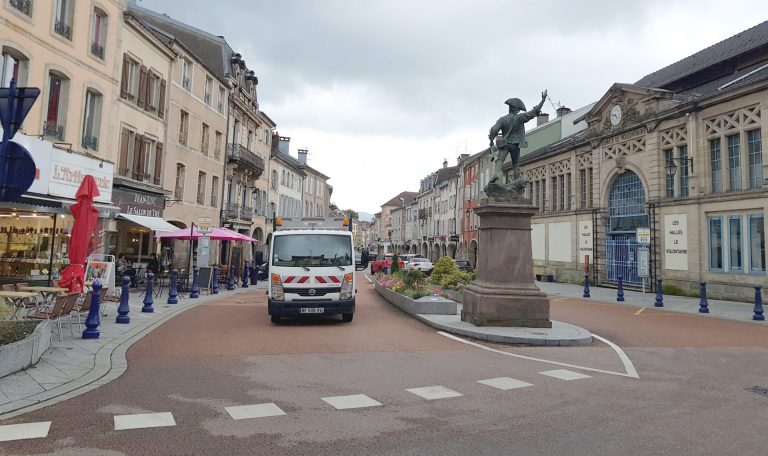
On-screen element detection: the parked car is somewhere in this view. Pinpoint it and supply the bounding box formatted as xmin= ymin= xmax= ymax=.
xmin=372 ymin=254 xmax=406 ymax=273
xmin=453 ymin=259 xmax=473 ymax=272
xmin=355 ymin=251 xmax=363 ymax=270
xmin=406 ymin=258 xmax=434 ymax=275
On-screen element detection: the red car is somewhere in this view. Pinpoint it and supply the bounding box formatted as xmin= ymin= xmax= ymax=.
xmin=371 ymin=254 xmax=406 ymax=273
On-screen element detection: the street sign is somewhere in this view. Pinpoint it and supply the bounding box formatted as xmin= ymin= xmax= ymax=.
xmin=638 ymin=246 xmax=650 ymax=278
xmin=197 ymin=216 xmax=213 ymax=234
xmin=637 ymin=227 xmax=651 ymax=244
xmin=0 ymin=141 xmax=35 ymax=201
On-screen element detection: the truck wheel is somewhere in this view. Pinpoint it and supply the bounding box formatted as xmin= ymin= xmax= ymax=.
xmin=341 ymin=313 xmax=354 ymax=322
xmin=270 ymin=315 xmax=281 ymax=324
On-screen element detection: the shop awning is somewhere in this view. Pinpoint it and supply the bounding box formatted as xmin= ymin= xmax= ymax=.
xmin=118 ymin=213 xmax=179 ymax=232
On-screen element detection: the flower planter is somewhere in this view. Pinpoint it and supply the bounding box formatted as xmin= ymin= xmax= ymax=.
xmin=374 ymin=280 xmax=457 ymax=316
xmin=0 ymin=320 xmax=52 ymax=379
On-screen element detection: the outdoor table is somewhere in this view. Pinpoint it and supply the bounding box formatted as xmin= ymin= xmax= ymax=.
xmin=0 ymin=290 xmax=39 ymax=318
xmin=22 ymin=286 xmax=69 ymax=304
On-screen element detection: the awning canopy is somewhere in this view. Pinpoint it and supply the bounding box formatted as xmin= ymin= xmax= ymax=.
xmin=118 ymin=213 xmax=178 ymax=232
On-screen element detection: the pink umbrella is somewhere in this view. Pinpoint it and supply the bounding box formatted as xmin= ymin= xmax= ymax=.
xmin=58 ymin=175 xmax=100 ymax=293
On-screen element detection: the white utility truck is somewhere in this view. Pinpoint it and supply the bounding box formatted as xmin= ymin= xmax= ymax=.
xmin=268 ymin=217 xmax=356 ymax=323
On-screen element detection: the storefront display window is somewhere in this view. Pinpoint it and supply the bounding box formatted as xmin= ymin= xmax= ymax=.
xmin=0 ymin=211 xmax=73 ymax=284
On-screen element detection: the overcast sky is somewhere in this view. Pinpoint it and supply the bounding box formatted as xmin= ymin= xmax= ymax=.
xmin=139 ymin=0 xmax=765 ymax=214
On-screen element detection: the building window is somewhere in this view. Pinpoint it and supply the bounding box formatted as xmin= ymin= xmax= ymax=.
xmin=204 ymin=76 xmax=212 ymax=105
xmin=727 ymin=134 xmax=741 ymax=191
xmin=174 ymin=164 xmax=185 ymax=199
xmin=551 ymin=176 xmax=557 ymax=212
xmin=81 ymin=89 xmax=102 ymax=151
xmin=729 ymin=216 xmax=743 ymax=272
xmin=201 ymin=123 xmax=209 ymax=155
xmin=121 ymin=55 xmax=140 ymax=100
xmin=709 ymin=217 xmax=723 ymax=271
xmin=664 ymin=149 xmax=675 ymax=198
xmin=179 ymin=110 xmax=188 ymax=145
xmin=540 ymin=179 xmax=546 ymax=212
xmin=54 ymin=0 xmax=74 ymax=40
xmin=679 ymin=145 xmax=689 ymax=197
xmin=181 ymin=59 xmax=191 ymax=91
xmin=218 ymin=87 xmax=225 ymax=113
xmin=141 ymin=138 xmax=156 ymax=181
xmin=214 ymin=131 xmax=222 ymax=159
xmin=211 ymin=176 xmax=219 ymax=207
xmin=197 ymin=171 xmax=206 ymax=205
xmin=146 ymin=73 xmax=160 ymax=112
xmin=558 ymin=174 xmax=565 ymax=211
xmin=1 ymin=48 xmax=29 ymax=87
xmin=9 ymin=0 xmax=32 ymax=16
xmin=44 ymin=72 xmax=68 ymax=141
xmin=747 ymin=130 xmax=763 ymax=189
xmin=90 ymin=8 xmax=107 ymax=60
xmin=271 ymin=170 xmax=278 ymax=190
xmin=749 ymin=214 xmax=765 ymax=273
xmin=710 ymin=139 xmax=722 ymax=193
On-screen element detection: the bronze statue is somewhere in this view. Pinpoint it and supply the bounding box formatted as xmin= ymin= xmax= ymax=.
xmin=488 ymin=90 xmax=547 ymax=184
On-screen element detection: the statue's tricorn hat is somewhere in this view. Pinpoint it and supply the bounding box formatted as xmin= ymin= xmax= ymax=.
xmin=504 ymin=98 xmax=526 ymax=111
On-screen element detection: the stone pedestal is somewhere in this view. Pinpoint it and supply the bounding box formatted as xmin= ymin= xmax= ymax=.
xmin=461 ymin=198 xmax=551 ymax=328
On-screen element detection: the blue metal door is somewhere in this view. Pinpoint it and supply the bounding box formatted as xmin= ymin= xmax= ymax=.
xmin=606 ymin=170 xmax=647 ymax=285
xmin=606 ymin=235 xmax=642 ymax=284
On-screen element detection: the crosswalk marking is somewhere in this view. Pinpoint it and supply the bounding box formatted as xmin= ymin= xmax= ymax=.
xmin=226 ymin=403 xmax=286 ymax=420
xmin=114 ymin=412 xmax=176 ymax=431
xmin=0 ymin=421 xmax=51 ymax=442
xmin=478 ymin=377 xmax=533 ymax=390
xmin=540 ymin=369 xmax=592 ymax=381
xmin=406 ymin=385 xmax=463 ymax=400
xmin=321 ymin=394 xmax=382 ymax=410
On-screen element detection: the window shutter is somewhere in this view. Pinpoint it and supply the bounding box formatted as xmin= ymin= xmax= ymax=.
xmin=137 ymin=65 xmax=148 ymax=109
xmin=119 ymin=128 xmax=130 ymax=176
xmin=120 ymin=55 xmax=129 ymax=99
xmin=154 ymin=143 xmax=163 ymax=185
xmin=132 ymin=134 xmax=144 ymax=180
xmin=158 ymin=79 xmax=166 ymax=118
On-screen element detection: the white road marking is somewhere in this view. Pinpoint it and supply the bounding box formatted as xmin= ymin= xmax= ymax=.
xmin=0 ymin=421 xmax=51 ymax=442
xmin=477 ymin=377 xmax=533 ymax=390
xmin=321 ymin=394 xmax=382 ymax=410
xmin=226 ymin=403 xmax=286 ymax=420
xmin=437 ymin=331 xmax=640 ymax=378
xmin=363 ymin=273 xmax=373 ymax=283
xmin=540 ymin=369 xmax=592 ymax=381
xmin=406 ymin=386 xmax=463 ymax=400
xmin=114 ymin=412 xmax=176 ymax=431
xmin=591 ymin=333 xmax=640 ymax=379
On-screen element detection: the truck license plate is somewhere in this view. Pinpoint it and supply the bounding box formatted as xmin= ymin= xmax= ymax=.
xmin=300 ymin=307 xmax=324 ymax=314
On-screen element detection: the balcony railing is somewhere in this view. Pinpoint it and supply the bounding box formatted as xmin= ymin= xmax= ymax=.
xmin=10 ymin=0 xmax=31 ymax=15
xmin=90 ymin=42 xmax=105 ymax=59
xmin=240 ymin=206 xmax=253 ymax=220
xmin=54 ymin=19 xmax=72 ymax=40
xmin=182 ymin=77 xmax=191 ymax=91
xmin=226 ymin=143 xmax=264 ymax=175
xmin=43 ymin=121 xmax=64 ymax=141
xmin=81 ymin=135 xmax=98 ymax=150
xmin=178 ymin=130 xmax=188 ymax=145
xmin=222 ymin=203 xmax=239 ymax=220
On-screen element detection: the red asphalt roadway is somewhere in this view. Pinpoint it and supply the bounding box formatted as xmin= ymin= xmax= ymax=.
xmin=3 ymin=272 xmax=768 ymax=456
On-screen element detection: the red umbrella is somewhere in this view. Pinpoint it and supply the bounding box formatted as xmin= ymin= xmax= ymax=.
xmin=58 ymin=175 xmax=100 ymax=293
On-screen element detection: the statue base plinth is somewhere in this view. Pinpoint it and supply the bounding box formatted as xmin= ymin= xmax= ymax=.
xmin=460 ymin=199 xmax=551 ymax=328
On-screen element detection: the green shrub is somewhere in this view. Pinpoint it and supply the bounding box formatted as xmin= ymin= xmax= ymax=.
xmin=430 ymin=256 xmax=459 ymax=285
xmin=0 ymin=304 xmax=14 ymax=321
xmin=391 ymin=253 xmax=400 ymax=273
xmin=405 ymin=268 xmax=425 ymax=289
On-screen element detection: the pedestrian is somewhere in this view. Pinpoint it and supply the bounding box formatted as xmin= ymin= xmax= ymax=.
xmin=116 ymin=253 xmax=129 ymax=275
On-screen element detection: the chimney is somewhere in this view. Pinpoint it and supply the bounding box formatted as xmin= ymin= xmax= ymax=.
xmin=278 ymin=136 xmax=290 ymax=155
xmin=297 ymin=149 xmax=308 ymax=164
xmin=443 ymin=158 xmax=448 ymax=168
xmin=556 ymin=106 xmax=571 ymax=118
xmin=536 ymin=113 xmax=549 ymax=126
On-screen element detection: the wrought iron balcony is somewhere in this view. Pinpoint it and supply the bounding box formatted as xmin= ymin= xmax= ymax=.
xmin=10 ymin=0 xmax=31 ymax=15
xmin=226 ymin=143 xmax=264 ymax=175
xmin=55 ymin=19 xmax=72 ymax=40
xmin=240 ymin=206 xmax=253 ymax=220
xmin=222 ymin=203 xmax=240 ymax=220
xmin=90 ymin=42 xmax=105 ymax=59
xmin=43 ymin=121 xmax=64 ymax=141
xmin=81 ymin=135 xmax=98 ymax=150
xmin=178 ymin=130 xmax=188 ymax=145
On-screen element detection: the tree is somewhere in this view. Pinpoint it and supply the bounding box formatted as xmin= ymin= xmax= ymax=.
xmin=340 ymin=209 xmax=359 ymax=221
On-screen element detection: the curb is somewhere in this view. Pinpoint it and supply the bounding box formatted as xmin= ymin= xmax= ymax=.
xmin=0 ymin=288 xmax=253 ymax=421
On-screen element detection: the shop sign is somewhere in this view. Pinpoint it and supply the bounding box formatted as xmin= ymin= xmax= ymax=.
xmin=450 ymin=234 xmax=460 ymax=242
xmin=636 ymin=227 xmax=651 ymax=244
xmin=114 ymin=188 xmax=164 ymax=218
xmin=12 ymin=134 xmax=51 ymax=195
xmin=579 ymin=220 xmax=593 ymax=265
xmin=50 ymin=153 xmax=113 ymax=203
xmin=197 ymin=216 xmax=213 ymax=233
xmin=664 ymin=213 xmax=688 ymax=271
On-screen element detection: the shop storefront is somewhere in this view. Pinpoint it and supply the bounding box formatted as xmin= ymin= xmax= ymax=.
xmin=111 ymin=187 xmax=176 ymax=268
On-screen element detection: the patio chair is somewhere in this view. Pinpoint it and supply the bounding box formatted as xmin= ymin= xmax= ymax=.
xmin=15 ymin=282 xmax=41 ymax=316
xmin=60 ymin=293 xmax=80 ymax=337
xmin=73 ymin=291 xmax=92 ymax=332
xmin=27 ymin=294 xmax=69 ymax=342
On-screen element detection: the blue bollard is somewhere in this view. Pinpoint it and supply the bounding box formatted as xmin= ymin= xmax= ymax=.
xmin=250 ymin=264 xmax=258 ymax=285
xmin=116 ymin=276 xmax=131 ymax=323
xmin=190 ymin=267 xmax=200 ymax=298
xmin=698 ymin=281 xmax=709 ymax=313
xmin=242 ymin=262 xmax=250 ymax=288
xmin=142 ymin=272 xmax=155 ymax=312
xmin=753 ymin=285 xmax=764 ymax=321
xmin=227 ymin=265 xmax=236 ymax=291
xmin=655 ymin=278 xmax=664 ymax=307
xmin=616 ymin=275 xmax=625 ymax=302
xmin=212 ymin=266 xmax=220 ymax=294
xmin=167 ymin=269 xmax=179 ymax=304
xmin=83 ymin=281 xmax=103 ymax=339
xmin=583 ymin=273 xmax=591 ymax=298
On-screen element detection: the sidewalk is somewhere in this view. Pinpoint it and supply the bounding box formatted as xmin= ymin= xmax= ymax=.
xmin=536 ymin=280 xmax=765 ymax=324
xmin=0 ymin=281 xmax=267 ymax=420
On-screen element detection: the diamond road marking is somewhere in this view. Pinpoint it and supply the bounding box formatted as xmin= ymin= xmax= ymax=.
xmin=0 ymin=422 xmax=51 ymax=442
xmin=406 ymin=385 xmax=463 ymax=400
xmin=540 ymin=369 xmax=592 ymax=381
xmin=478 ymin=377 xmax=534 ymax=390
xmin=321 ymin=394 xmax=382 ymax=410
xmin=226 ymin=403 xmax=287 ymax=420
xmin=114 ymin=412 xmax=176 ymax=431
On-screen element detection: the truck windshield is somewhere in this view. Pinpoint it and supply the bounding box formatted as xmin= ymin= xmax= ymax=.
xmin=272 ymin=234 xmax=353 ymax=267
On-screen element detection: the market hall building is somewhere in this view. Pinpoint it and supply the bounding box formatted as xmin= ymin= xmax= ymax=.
xmin=514 ymin=20 xmax=768 ymax=302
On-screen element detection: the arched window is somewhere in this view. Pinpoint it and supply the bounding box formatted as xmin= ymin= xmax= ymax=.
xmin=82 ymin=88 xmax=103 ymax=150
xmin=1 ymin=46 xmax=30 ymax=87
xmin=44 ymin=70 xmax=70 ymax=141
